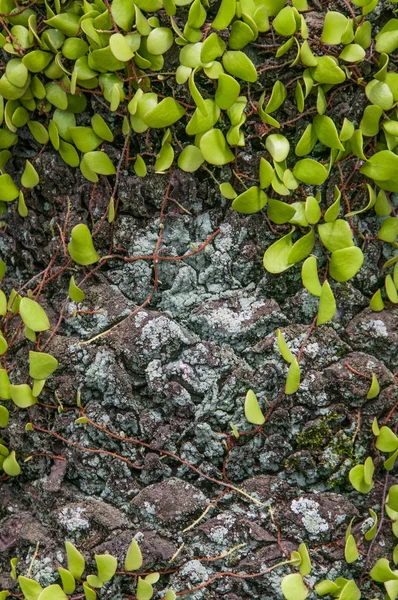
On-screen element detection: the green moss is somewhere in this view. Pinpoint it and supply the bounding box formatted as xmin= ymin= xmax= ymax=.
xmin=296 ymin=413 xmax=340 ymax=452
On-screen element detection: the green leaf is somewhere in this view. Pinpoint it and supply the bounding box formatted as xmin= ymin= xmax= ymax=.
xmin=143 ymin=98 xmax=185 ymax=129
xmin=263 ymin=229 xmax=294 ymax=274
xmin=0 ymin=369 xmax=11 ymax=400
xmin=125 ymin=539 xmax=143 ymax=571
xmin=366 ymin=79 xmax=394 ymax=110
xmin=369 ymin=289 xmax=384 ymax=312
xmin=244 ymin=389 xmax=265 ymax=425
xmin=201 ymin=33 xmax=226 ymax=63
xmin=22 ymin=50 xmax=53 ymax=73
xmin=0 ymin=174 xmax=19 ymax=202
xmin=317 ymin=280 xmax=336 ymax=326
xmin=339 ymin=580 xmax=361 ymax=600
xmin=318 ymin=220 xmax=353 ymax=252
xmin=301 ymin=255 xmax=322 ymax=296
xmin=112 ymin=0 xmax=135 ymax=30
xmin=295 ymin=124 xmax=317 ymax=157
xmin=298 ymin=543 xmax=311 ymax=576
xmin=136 ymin=577 xmax=153 ymax=600
xmin=293 ymin=159 xmax=328 ymax=185
xmin=281 ymin=573 xmax=308 ymax=600
xmin=95 ymin=555 xmax=117 ymax=583
xmin=69 ymin=127 xmax=102 ymax=153
xmin=212 ymin=0 xmax=236 ymax=30
xmin=91 ymin=114 xmax=113 ymax=143
xmin=312 ymin=56 xmax=346 ymax=85
xmin=385 ymin=448 xmax=398 ymax=471
xmin=379 ymin=217 xmax=398 ymax=243
xmin=376 ymin=426 xmax=398 ymax=453
xmin=266 ymin=134 xmax=290 ymax=162
xmin=265 ymin=81 xmax=287 ymax=114
xmin=220 ymin=182 xmax=236 ymax=199
xmin=276 ymin=328 xmax=294 ymax=363
xmin=0 ymin=405 xmax=9 ymax=428
xmin=21 ymin=160 xmax=39 ymax=188
xmin=18 ymin=577 xmax=43 ymax=600
xmin=313 ymin=115 xmax=345 ymax=151
xmin=321 ymin=11 xmax=348 ymax=45
xmin=199 ymin=129 xmax=234 ymax=165
xmin=44 ymin=13 xmax=80 ymax=36
xmin=29 ymin=351 xmax=58 ymax=380
xmin=37 ymin=585 xmax=68 ymax=600
xmin=388 ymin=485 xmax=398 ymax=513
xmin=69 ymin=276 xmax=85 ymax=303
xmin=58 ymin=568 xmax=76 ymax=595
xmin=134 ymin=155 xmax=147 ymax=178
xmin=285 ymin=358 xmax=300 ymax=395
xmin=386 ymin=274 xmax=398 ymax=304
xmin=267 ymin=198 xmax=296 ymax=224
xmin=349 ymin=463 xmax=373 ymax=494
xmin=68 ymin=224 xmax=100 ymax=266
xmin=367 ymin=372 xmax=380 ymax=399
xmin=340 ymin=44 xmax=366 ymax=62
xmin=3 ymin=450 xmax=20 ymax=476
xmin=370 ymin=558 xmax=398 ymax=583
xmin=222 ymin=51 xmax=257 ymax=83
xmin=345 ymin=534 xmax=359 ymax=564
xmin=364 ymin=509 xmax=378 ymax=541
xmin=329 ymin=247 xmax=364 ymax=282
xmin=19 ymin=298 xmax=50 ymax=332
xmin=231 ymin=186 xmax=267 ymax=214
xmin=215 ymin=73 xmax=240 ymax=110
xmin=65 ymin=541 xmax=85 ymax=580
xmin=305 ymin=196 xmax=321 ymax=225
xmin=273 ymin=6 xmax=297 ymax=36
xmin=10 ymin=384 xmax=37 ymax=408
xmin=288 ymin=228 xmax=315 ymax=264
xmin=259 ymin=158 xmax=274 ymax=189
xmin=83 ymin=583 xmax=96 ymax=600
xmin=84 ymin=152 xmax=116 ymax=176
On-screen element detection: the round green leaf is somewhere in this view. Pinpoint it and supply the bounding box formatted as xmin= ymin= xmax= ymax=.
xmin=329 ymin=247 xmax=364 ymax=282
xmin=199 ymin=128 xmax=234 ymax=165
xmin=231 ymin=186 xmax=267 ymax=214
xmin=29 ymin=351 xmax=58 ymax=380
xmin=10 ymin=384 xmax=37 ymax=408
xmin=281 ymin=573 xmax=308 ymax=600
xmin=178 ymin=145 xmax=204 ymax=172
xmin=222 ymin=51 xmax=257 ymax=83
xmin=317 ymin=280 xmax=336 ymax=326
xmin=293 ymin=159 xmax=328 ymax=185
xmin=0 ymin=174 xmax=19 ymax=201
xmin=19 ymin=297 xmax=50 ymax=332
xmin=68 ymin=224 xmax=100 ymax=266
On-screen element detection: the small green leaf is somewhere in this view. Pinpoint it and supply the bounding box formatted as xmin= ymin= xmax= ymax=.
xmin=29 ymin=351 xmax=58 ymax=380
xmin=18 ymin=577 xmax=43 ymax=600
xmin=144 ymin=98 xmax=185 ymax=128
xmin=222 ymin=51 xmax=257 ymax=83
xmin=0 ymin=174 xmax=19 ymax=202
xmin=266 ymin=134 xmax=290 ymax=162
xmin=3 ymin=450 xmax=20 ymax=476
xmin=298 ymin=543 xmax=311 ymax=576
xmin=95 ymin=555 xmax=117 ymax=583
xmin=370 ymin=558 xmax=398 ymax=583
xmin=136 ymin=577 xmax=153 ymax=600
xmin=317 ymin=280 xmax=336 ymax=326
xmin=301 ymin=256 xmax=322 ymax=297
xmin=263 ymin=229 xmax=294 ymax=274
xmin=345 ymin=534 xmax=359 ymax=564
xmin=65 ymin=541 xmax=85 ymax=580
xmin=68 ymin=224 xmax=100 ymax=266
xmin=285 ymin=358 xmax=300 ymax=395
xmin=318 ymin=220 xmax=353 ymax=252
xmin=58 ymin=568 xmax=76 ymax=595
xmin=281 ymin=573 xmax=308 ymax=600
xmin=364 ymin=509 xmax=378 ymax=541
xmin=276 ymin=328 xmax=294 ymax=363
xmin=0 ymin=405 xmax=9 ymax=428
xmin=69 ymin=276 xmax=85 ymax=303
xmin=386 ymin=274 xmax=398 ymax=303
xmin=19 ymin=298 xmax=50 ymax=332
xmin=244 ymin=389 xmax=265 ymax=425
xmin=199 ymin=129 xmax=234 ymax=165
xmin=21 ymin=160 xmax=39 ymax=188
xmin=367 ymin=372 xmax=380 ymax=399
xmin=178 ymin=145 xmax=204 ymax=172
xmin=376 ymin=426 xmax=398 ymax=453
xmin=125 ymin=539 xmax=143 ymax=571
xmin=37 ymin=585 xmax=68 ymax=600
xmin=321 ymin=11 xmax=348 ymax=45
xmin=293 ymin=159 xmax=328 ymax=185
xmin=369 ymin=289 xmax=384 ymax=312
xmin=10 ymin=384 xmax=37 ymax=408
xmin=231 ymin=187 xmax=267 ymax=214
xmin=329 ymin=247 xmax=364 ymax=282
xmin=84 ymin=152 xmax=116 ymax=176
